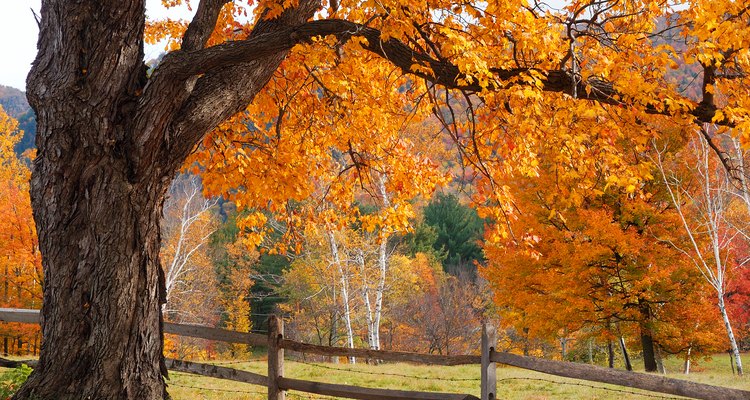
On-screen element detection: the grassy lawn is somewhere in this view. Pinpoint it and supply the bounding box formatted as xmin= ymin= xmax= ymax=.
xmin=2 ymin=353 xmax=749 ymax=399
xmin=160 ymin=353 xmax=750 ymax=400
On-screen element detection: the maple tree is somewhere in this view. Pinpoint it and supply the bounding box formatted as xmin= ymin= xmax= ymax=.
xmin=18 ymin=0 xmax=750 ymax=397
xmin=0 ymin=106 xmax=41 ymax=356
xmin=726 ymin=266 xmax=750 ymax=350
xmin=481 ymin=119 xmax=727 ymax=371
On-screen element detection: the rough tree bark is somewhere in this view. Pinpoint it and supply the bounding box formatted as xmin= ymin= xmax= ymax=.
xmin=16 ymin=0 xmax=319 ymax=398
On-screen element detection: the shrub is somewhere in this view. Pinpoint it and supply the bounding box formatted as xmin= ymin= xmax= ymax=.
xmin=0 ymin=364 xmax=32 ymax=399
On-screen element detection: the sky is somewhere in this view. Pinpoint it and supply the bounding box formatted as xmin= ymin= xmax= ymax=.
xmin=0 ymin=0 xmax=193 ymax=91
xmin=0 ymin=1 xmax=41 ymax=90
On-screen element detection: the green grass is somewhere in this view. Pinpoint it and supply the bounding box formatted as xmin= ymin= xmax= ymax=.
xmin=162 ymin=353 xmax=750 ymax=399
xmin=2 ymin=354 xmax=750 ymax=399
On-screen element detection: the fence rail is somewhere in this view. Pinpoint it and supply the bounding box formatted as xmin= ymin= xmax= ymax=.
xmin=0 ymin=309 xmax=37 ymax=324
xmin=165 ymin=322 xmax=267 ymax=346
xmin=279 ymin=339 xmax=480 ymax=366
xmin=277 ymin=377 xmax=478 ymax=400
xmin=489 ymin=351 xmax=750 ymax=400
xmin=164 ymin=358 xmax=268 ymax=386
xmin=2 ymin=308 xmax=750 ymax=400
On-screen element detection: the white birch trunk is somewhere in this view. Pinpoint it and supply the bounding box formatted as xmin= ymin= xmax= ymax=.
xmin=327 ymin=228 xmax=355 ymax=363
xmin=730 ymin=136 xmax=750 ymax=217
xmin=372 ymin=173 xmax=391 ymax=351
xmin=356 ymin=250 xmax=377 ymax=350
xmin=718 ymin=293 xmax=744 ymax=375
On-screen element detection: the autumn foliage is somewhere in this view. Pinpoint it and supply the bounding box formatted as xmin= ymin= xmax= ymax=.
xmin=142 ymin=0 xmax=750 ymax=367
xmin=5 ymin=0 xmax=750 ymax=374
xmin=0 ymin=106 xmax=40 ymax=355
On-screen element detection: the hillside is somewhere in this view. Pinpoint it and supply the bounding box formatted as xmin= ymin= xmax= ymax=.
xmin=0 ymin=85 xmax=36 ymax=154
xmin=0 ymin=85 xmax=30 ymax=117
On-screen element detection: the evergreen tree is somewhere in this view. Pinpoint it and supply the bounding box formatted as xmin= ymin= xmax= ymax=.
xmin=423 ymin=193 xmax=484 ymax=277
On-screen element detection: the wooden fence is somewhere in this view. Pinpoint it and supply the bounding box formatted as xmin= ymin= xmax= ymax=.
xmin=1 ymin=308 xmax=750 ymax=400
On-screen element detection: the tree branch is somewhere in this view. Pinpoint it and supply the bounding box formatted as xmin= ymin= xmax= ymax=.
xmin=157 ymin=0 xmax=322 ymax=173
xmin=141 ymin=7 xmax=740 ymax=177
xmin=181 ymin=0 xmax=232 ymax=51
xmin=164 ymin=19 xmax=733 ymax=129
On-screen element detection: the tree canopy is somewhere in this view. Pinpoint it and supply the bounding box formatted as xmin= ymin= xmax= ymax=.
xmin=13 ymin=0 xmax=750 ymax=398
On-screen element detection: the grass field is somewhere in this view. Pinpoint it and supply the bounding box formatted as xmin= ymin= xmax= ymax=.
xmin=160 ymin=353 xmax=750 ymax=400
xmin=2 ymin=353 xmax=749 ymax=399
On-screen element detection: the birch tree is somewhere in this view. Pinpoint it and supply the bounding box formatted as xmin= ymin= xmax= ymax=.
xmin=160 ymin=174 xmax=219 ymax=323
xmin=326 ymin=227 xmax=356 ymax=363
xmin=654 ymin=129 xmax=746 ymax=376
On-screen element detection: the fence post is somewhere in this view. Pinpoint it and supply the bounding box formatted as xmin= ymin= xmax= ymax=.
xmin=481 ymin=323 xmax=497 ymax=400
xmin=268 ymin=315 xmax=285 ymax=400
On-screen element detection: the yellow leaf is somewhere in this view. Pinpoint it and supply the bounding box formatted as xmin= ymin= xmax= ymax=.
xmin=711 ymin=110 xmax=724 ymax=123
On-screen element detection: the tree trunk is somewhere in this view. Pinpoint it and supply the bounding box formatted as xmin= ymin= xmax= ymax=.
xmin=718 ymin=294 xmax=744 ymax=376
xmin=607 ymin=340 xmax=615 ymax=369
xmin=372 ymin=173 xmax=391 ymax=351
xmin=619 ymin=337 xmax=632 ymax=372
xmin=356 ymin=250 xmax=377 ymax=350
xmin=640 ymin=332 xmax=658 ymax=372
xmin=329 ymin=283 xmax=339 ymax=364
xmin=641 ymin=331 xmax=657 ymax=372
xmin=15 ymin=0 xmax=321 ymax=397
xmin=655 ymin=345 xmax=666 ymax=374
xmin=14 ymin=2 xmax=170 ymax=396
xmin=684 ymin=347 xmax=691 ymax=375
xmin=327 ymin=229 xmax=355 ymax=364
xmin=639 ymin=301 xmax=658 ymax=372
xmin=16 ymin=136 xmax=170 ymax=398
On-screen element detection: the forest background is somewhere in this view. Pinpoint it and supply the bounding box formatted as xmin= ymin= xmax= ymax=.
xmin=0 ymin=0 xmax=749 ymax=380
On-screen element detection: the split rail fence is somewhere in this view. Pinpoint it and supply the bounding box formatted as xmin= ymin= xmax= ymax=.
xmin=1 ymin=308 xmax=749 ymax=400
